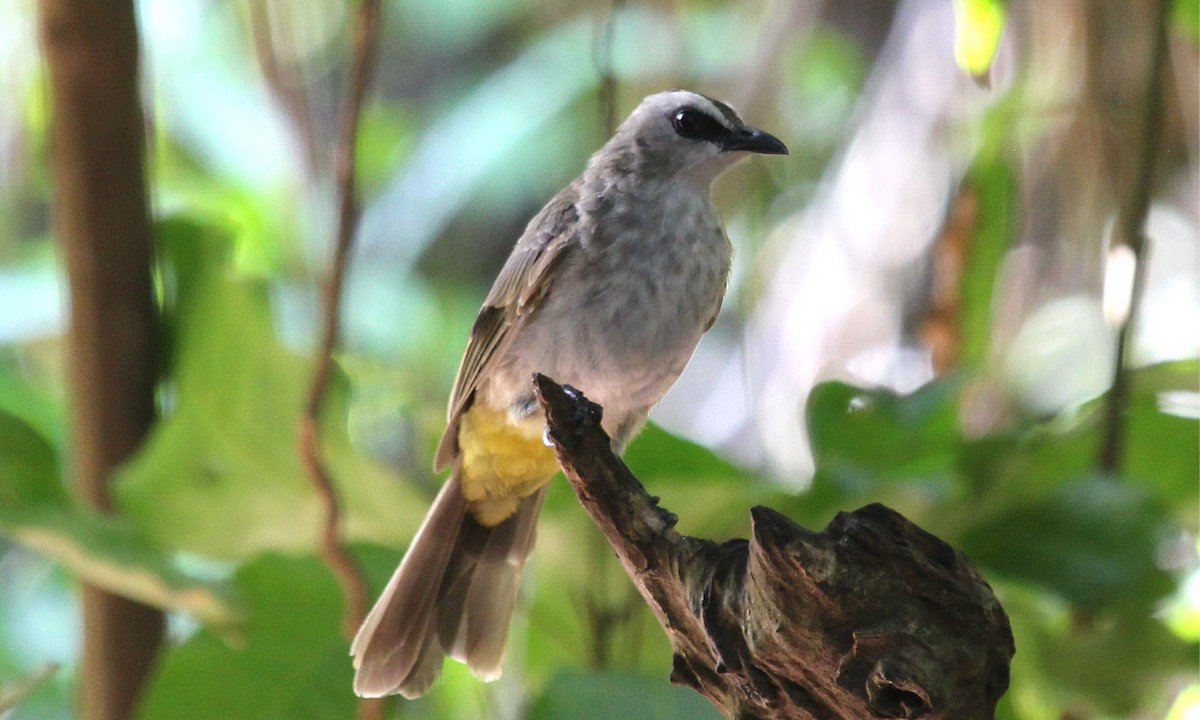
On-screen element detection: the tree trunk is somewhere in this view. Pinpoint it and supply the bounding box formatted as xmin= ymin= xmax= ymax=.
xmin=39 ymin=1 xmax=163 ymax=719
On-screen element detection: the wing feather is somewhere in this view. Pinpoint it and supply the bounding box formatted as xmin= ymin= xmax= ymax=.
xmin=433 ymin=183 xmax=581 ymax=471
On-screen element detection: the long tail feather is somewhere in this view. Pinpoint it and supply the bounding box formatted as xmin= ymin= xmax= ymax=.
xmin=441 ymin=487 xmax=548 ymax=677
xmin=351 ymin=471 xmax=548 ymax=698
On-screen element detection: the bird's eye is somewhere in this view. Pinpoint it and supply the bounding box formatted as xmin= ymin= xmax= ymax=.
xmin=671 ymin=108 xmax=725 ymax=141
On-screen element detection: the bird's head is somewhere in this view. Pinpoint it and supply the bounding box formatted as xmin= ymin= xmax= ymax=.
xmin=602 ymin=89 xmax=788 ymax=186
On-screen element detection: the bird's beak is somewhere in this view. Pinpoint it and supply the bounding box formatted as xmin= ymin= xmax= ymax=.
xmin=718 ymin=126 xmax=789 ymax=155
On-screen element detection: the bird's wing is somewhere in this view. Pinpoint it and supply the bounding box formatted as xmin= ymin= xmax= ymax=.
xmin=433 ymin=182 xmax=581 ymax=471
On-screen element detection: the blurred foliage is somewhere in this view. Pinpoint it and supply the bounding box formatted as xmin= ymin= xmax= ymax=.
xmin=1 ymin=0 xmax=1197 ymax=719
xmin=136 ymin=554 xmax=356 ymax=720
xmin=0 ymin=662 xmax=59 ymax=714
xmin=116 ymin=218 xmax=423 ymax=560
xmin=0 ymin=410 xmax=237 ymax=627
xmin=1176 ymin=0 xmax=1200 ymax=43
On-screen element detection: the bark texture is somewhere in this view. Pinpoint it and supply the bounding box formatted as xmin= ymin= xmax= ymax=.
xmin=39 ymin=1 xmax=163 ymax=719
xmin=534 ymin=374 xmax=1013 ymax=720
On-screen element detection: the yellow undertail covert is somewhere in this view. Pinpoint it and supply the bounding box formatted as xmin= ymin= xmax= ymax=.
xmin=457 ymin=404 xmax=560 ymax=526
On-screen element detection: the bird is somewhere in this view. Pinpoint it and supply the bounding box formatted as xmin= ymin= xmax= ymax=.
xmin=350 ymin=89 xmax=787 ymax=699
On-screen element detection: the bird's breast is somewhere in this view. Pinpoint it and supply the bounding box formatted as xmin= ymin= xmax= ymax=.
xmin=499 ymin=187 xmax=730 ymax=424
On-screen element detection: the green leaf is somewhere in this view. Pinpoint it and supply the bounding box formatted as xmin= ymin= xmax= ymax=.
xmin=999 ymin=581 xmax=1196 ymax=717
xmin=953 ymin=0 xmax=1006 ymax=80
xmin=957 ymin=413 xmax=1097 ymax=504
xmin=959 ymin=161 xmax=1016 ymax=371
xmin=958 ymin=479 xmax=1173 ymax=609
xmin=136 ymin=554 xmax=355 ymax=720
xmin=620 ymin=424 xmax=778 ymax=536
xmin=1123 ymin=360 xmax=1200 ymax=513
xmin=624 ymin=423 xmax=747 ymax=480
xmin=1174 ymin=0 xmax=1199 ymax=44
xmin=7 ymin=513 xmax=240 ymax=628
xmin=0 ymin=369 xmax=65 ymax=450
xmin=0 ymin=663 xmax=60 ymax=713
xmin=807 ymin=379 xmax=960 ymax=487
xmin=0 ymin=410 xmax=237 ymax=626
xmin=526 ymin=669 xmax=721 ymax=720
xmin=116 ymin=217 xmax=425 ymax=560
xmin=0 ymin=411 xmax=66 ymax=508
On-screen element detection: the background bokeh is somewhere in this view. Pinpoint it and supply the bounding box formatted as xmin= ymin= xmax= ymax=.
xmin=1 ymin=0 xmax=1198 ymax=718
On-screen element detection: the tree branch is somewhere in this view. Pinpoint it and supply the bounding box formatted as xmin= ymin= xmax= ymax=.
xmin=533 ymin=374 xmax=1013 ymax=720
xmin=249 ymin=0 xmax=323 ymax=178
xmin=1098 ymin=0 xmax=1171 ymax=473
xmin=295 ymin=3 xmax=383 ymax=719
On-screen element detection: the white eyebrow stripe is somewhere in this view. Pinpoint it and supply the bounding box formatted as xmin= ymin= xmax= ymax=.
xmin=695 ymin=94 xmax=742 ymax=129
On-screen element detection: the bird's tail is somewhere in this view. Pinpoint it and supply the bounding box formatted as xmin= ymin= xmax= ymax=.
xmin=350 ymin=469 xmax=548 ymax=698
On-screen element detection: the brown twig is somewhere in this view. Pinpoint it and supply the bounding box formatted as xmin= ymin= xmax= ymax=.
xmin=248 ymin=0 xmax=323 ymax=178
xmin=296 ymin=2 xmax=383 ymax=718
xmin=593 ymin=0 xmax=625 ymax=140
xmin=1098 ymin=0 xmax=1171 ymax=474
xmin=921 ymin=184 xmax=977 ymax=373
xmin=533 ymin=374 xmax=1013 ymax=719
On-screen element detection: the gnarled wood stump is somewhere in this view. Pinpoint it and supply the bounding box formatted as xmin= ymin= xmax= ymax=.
xmin=533 ymin=374 xmax=1013 ymax=720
